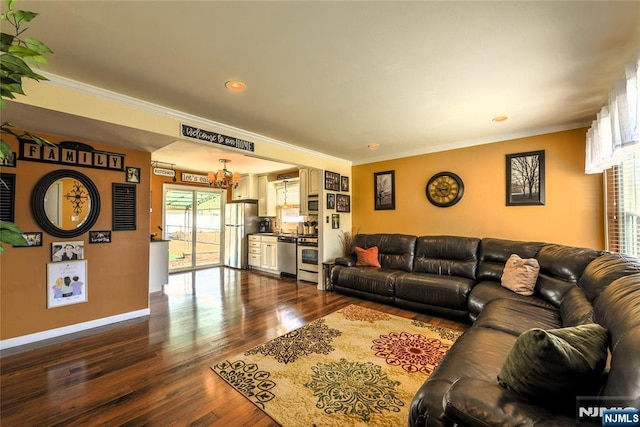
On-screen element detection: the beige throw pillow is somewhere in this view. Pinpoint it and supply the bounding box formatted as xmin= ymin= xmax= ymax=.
xmin=501 ymin=254 xmax=540 ymax=296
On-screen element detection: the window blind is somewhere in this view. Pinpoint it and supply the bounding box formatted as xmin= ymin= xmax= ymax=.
xmin=605 ymin=152 xmax=640 ymax=256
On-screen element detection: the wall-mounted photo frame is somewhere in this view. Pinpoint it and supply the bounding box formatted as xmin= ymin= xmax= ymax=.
xmin=14 ymin=232 xmax=43 ymax=247
xmin=326 ymin=193 xmax=336 ymax=210
xmin=506 ymin=150 xmax=545 ymax=206
xmin=51 ymin=241 xmax=84 ymax=262
xmin=332 ymin=214 xmax=340 ymax=229
xmin=0 ymin=152 xmax=16 ymax=167
xmin=89 ymin=230 xmax=111 ymax=244
xmin=336 ymin=194 xmax=351 ymax=213
xmin=324 ymin=170 xmax=340 ymax=191
xmin=47 ymin=260 xmax=88 ymax=309
xmin=126 ymin=166 xmax=141 ymax=183
xmin=341 ymin=176 xmax=349 ymax=192
xmin=374 ymin=170 xmax=395 ymax=210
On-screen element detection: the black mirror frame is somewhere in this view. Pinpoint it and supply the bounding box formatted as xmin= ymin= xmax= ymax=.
xmin=31 ymin=170 xmax=101 ymax=238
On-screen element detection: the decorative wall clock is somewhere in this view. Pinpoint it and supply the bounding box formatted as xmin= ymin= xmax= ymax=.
xmin=426 ymin=172 xmax=464 ymax=207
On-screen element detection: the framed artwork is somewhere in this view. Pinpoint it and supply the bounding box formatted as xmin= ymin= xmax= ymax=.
xmin=126 ymin=166 xmax=141 ymax=183
xmin=332 ymin=214 xmax=340 ymax=229
xmin=89 ymin=230 xmax=111 ymax=244
xmin=51 ymin=241 xmax=84 ymax=262
xmin=47 ymin=260 xmax=88 ymax=308
xmin=506 ymin=150 xmax=545 ymax=206
xmin=336 ymin=194 xmax=350 ymax=213
xmin=14 ymin=232 xmax=42 ymax=247
xmin=1 ymin=152 xmax=16 ymax=167
xmin=326 ymin=193 xmax=336 ymax=210
xmin=341 ymin=176 xmax=349 ymax=192
xmin=374 ymin=170 xmax=395 ymax=210
xmin=324 ymin=170 xmax=340 ymax=191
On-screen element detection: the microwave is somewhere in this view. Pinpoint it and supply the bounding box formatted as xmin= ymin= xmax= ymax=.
xmin=308 ymin=197 xmax=319 ymax=213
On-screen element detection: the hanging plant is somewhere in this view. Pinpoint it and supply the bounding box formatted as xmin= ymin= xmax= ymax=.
xmin=0 ymin=0 xmax=53 ymax=252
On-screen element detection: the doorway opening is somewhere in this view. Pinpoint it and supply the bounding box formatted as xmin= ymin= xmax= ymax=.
xmin=163 ymin=184 xmax=225 ymax=272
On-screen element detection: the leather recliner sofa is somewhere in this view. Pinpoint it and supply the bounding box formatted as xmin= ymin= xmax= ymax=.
xmin=330 ymin=233 xmax=640 ymax=426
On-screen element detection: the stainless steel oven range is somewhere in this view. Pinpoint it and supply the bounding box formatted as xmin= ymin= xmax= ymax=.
xmin=297 ymin=236 xmax=318 ymax=283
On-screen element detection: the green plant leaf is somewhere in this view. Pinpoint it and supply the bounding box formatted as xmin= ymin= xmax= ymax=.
xmin=1 ymin=81 xmax=24 ymax=95
xmin=11 ymin=10 xmax=38 ymax=24
xmin=24 ymin=37 xmax=52 ymax=54
xmin=6 ymin=1 xmax=17 ymax=11
xmin=0 ymin=32 xmax=15 ymax=51
xmin=0 ymin=229 xmax=28 ymax=246
xmin=1 ymin=54 xmax=37 ymax=76
xmin=0 ymin=220 xmax=24 ymax=233
xmin=0 ymin=139 xmax=13 ymax=157
xmin=8 ymin=45 xmax=39 ymax=56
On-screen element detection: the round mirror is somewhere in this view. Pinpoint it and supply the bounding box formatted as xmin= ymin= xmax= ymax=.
xmin=32 ymin=170 xmax=101 ymax=238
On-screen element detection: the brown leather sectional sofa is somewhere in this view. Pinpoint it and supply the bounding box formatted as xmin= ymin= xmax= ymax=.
xmin=331 ymin=233 xmax=640 ymax=426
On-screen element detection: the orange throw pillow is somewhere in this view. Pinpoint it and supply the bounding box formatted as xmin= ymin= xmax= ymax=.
xmin=355 ymin=246 xmax=381 ymax=268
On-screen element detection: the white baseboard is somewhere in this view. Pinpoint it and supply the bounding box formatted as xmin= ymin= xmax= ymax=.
xmin=0 ymin=308 xmax=150 ymax=350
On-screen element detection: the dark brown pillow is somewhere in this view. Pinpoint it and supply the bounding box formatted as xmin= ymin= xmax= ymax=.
xmin=497 ymin=324 xmax=608 ymax=405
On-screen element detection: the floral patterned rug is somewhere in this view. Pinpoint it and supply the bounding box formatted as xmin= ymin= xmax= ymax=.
xmin=211 ymin=304 xmax=463 ymax=427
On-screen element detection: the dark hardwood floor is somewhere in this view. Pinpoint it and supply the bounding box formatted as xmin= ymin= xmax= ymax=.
xmin=1 ymin=267 xmax=468 ymax=426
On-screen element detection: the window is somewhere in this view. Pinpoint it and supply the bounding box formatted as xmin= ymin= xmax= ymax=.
xmin=605 ymin=152 xmax=639 ymax=256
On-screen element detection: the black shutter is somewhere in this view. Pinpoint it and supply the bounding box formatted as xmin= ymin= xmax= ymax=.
xmin=112 ymin=183 xmax=136 ymax=231
xmin=0 ymin=173 xmax=16 ymax=222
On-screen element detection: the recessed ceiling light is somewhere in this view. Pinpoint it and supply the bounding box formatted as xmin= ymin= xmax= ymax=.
xmin=368 ymin=143 xmax=380 ymax=150
xmin=225 ymin=81 xmax=246 ymax=91
xmin=492 ymin=116 xmax=509 ymax=122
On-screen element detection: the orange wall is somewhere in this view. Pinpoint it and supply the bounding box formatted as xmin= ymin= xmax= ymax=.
xmin=352 ymin=128 xmax=604 ymax=249
xmin=1 ymin=133 xmax=151 ymax=340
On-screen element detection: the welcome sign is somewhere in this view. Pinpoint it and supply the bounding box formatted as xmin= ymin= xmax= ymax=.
xmin=180 ymin=124 xmax=255 ymax=153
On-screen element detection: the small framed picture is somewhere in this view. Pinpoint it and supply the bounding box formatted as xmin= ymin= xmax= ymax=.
xmin=341 ymin=176 xmax=349 ymax=192
xmin=51 ymin=241 xmax=84 ymax=262
xmin=336 ymin=194 xmax=351 ymax=213
xmin=324 ymin=170 xmax=340 ymax=191
xmin=47 ymin=260 xmax=88 ymax=308
xmin=126 ymin=166 xmax=141 ymax=183
xmin=332 ymin=214 xmax=340 ymax=229
xmin=506 ymin=150 xmax=545 ymax=206
xmin=326 ymin=193 xmax=336 ymax=210
xmin=1 ymin=152 xmax=16 ymax=167
xmin=374 ymin=170 xmax=395 ymax=210
xmin=89 ymin=230 xmax=111 ymax=244
xmin=14 ymin=232 xmax=42 ymax=247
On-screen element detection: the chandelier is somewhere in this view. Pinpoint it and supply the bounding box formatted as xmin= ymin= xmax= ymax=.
xmin=208 ymin=159 xmax=242 ymax=189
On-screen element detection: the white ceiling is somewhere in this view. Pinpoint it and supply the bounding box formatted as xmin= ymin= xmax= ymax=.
xmin=3 ymin=1 xmax=639 ymax=174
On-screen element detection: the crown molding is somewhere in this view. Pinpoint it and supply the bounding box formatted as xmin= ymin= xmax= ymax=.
xmin=351 ymin=122 xmax=590 ymax=166
xmin=38 ymin=71 xmax=351 ymax=166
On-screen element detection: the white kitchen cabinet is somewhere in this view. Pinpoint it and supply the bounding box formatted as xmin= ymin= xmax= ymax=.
xmin=308 ymin=168 xmax=320 ymax=196
xmin=232 ymin=174 xmax=258 ymax=200
xmin=260 ymin=236 xmax=278 ymax=271
xmin=248 ymin=235 xmax=262 ymax=268
xmin=299 ymin=168 xmax=309 ymax=215
xmin=258 ymin=175 xmax=276 ymax=217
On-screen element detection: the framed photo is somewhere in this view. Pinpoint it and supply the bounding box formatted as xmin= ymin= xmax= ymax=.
xmin=506 ymin=150 xmax=545 ymax=206
xmin=126 ymin=166 xmax=141 ymax=183
xmin=332 ymin=214 xmax=340 ymax=229
xmin=341 ymin=176 xmax=349 ymax=192
xmin=0 ymin=152 xmax=16 ymax=167
xmin=47 ymin=260 xmax=88 ymax=308
xmin=336 ymin=194 xmax=351 ymax=213
xmin=324 ymin=170 xmax=340 ymax=191
xmin=89 ymin=230 xmax=111 ymax=244
xmin=326 ymin=193 xmax=336 ymax=210
xmin=51 ymin=241 xmax=84 ymax=262
xmin=14 ymin=232 xmax=42 ymax=247
xmin=374 ymin=170 xmax=395 ymax=210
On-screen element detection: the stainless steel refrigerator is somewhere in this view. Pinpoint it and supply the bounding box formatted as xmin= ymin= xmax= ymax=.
xmin=224 ymin=201 xmax=259 ymax=269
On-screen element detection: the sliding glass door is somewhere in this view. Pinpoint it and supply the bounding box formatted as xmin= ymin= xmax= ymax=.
xmin=163 ymin=185 xmax=224 ymax=272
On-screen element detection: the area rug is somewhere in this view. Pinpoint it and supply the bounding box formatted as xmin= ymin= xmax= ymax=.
xmin=211 ymin=304 xmax=463 ymax=427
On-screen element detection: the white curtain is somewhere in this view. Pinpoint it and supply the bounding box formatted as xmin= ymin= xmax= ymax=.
xmin=586 ymin=54 xmax=640 ymax=174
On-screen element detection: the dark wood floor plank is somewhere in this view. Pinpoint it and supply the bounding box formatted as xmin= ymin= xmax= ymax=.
xmin=1 ymin=268 xmax=467 ymax=426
